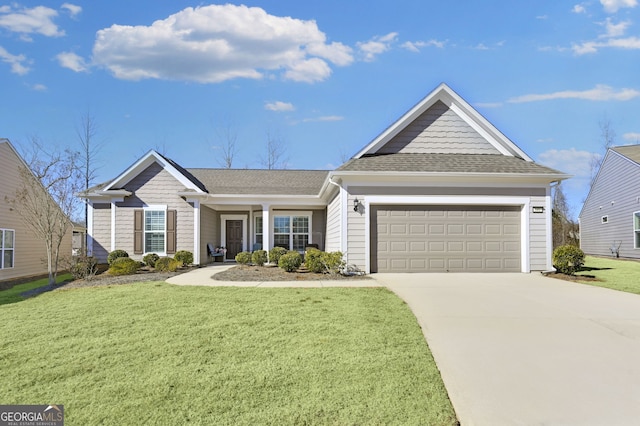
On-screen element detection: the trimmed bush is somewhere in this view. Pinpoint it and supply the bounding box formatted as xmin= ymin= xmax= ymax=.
xmin=235 ymin=251 xmax=252 ymax=265
xmin=252 ymin=250 xmax=268 ymax=266
xmin=269 ymin=246 xmax=288 ymax=265
xmin=155 ymin=257 xmax=180 ymax=272
xmin=143 ymin=253 xmax=160 ymax=268
xmin=107 ymin=249 xmax=129 ymax=266
xmin=305 ymin=249 xmax=345 ymax=274
xmin=174 ymin=250 xmax=194 ymax=267
xmin=68 ymin=255 xmax=98 ymax=280
xmin=553 ymin=244 xmax=585 ymax=275
xmin=279 ymin=251 xmax=302 ymax=272
xmin=108 ymin=257 xmax=139 ymax=276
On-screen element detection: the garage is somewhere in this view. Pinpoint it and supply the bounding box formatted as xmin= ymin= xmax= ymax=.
xmin=371 ymin=205 xmax=521 ymax=272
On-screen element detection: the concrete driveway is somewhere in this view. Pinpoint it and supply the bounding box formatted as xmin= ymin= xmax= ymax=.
xmin=375 ymin=273 xmax=640 ymax=426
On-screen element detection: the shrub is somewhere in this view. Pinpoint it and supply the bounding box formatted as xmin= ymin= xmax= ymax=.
xmin=305 ymin=249 xmax=345 ymax=274
xmin=553 ymin=244 xmax=585 ymax=275
xmin=235 ymin=251 xmax=252 ymax=265
xmin=269 ymin=246 xmax=288 ymax=265
xmin=155 ymin=257 xmax=180 ymax=272
xmin=143 ymin=253 xmax=160 ymax=268
xmin=252 ymin=250 xmax=268 ymax=266
xmin=67 ymin=255 xmax=98 ymax=280
xmin=174 ymin=250 xmax=194 ymax=267
xmin=108 ymin=257 xmax=139 ymax=276
xmin=107 ymin=249 xmax=129 ymax=266
xmin=278 ymin=251 xmax=302 ymax=272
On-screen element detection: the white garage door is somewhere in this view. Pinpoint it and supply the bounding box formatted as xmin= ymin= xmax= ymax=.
xmin=372 ymin=205 xmax=521 ymax=272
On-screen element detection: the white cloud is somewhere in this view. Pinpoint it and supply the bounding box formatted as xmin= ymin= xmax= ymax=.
xmin=91 ymin=4 xmax=353 ymax=84
xmin=623 ymin=132 xmax=640 ymax=141
xmin=265 ymin=101 xmax=295 ymax=112
xmin=508 ymin=85 xmax=640 ymax=103
xmin=572 ymin=4 xmax=587 ymax=13
xmin=357 ymin=32 xmax=398 ymax=61
xmin=0 ymin=5 xmax=64 ymax=39
xmin=401 ymin=39 xmax=445 ymax=52
xmin=600 ymin=0 xmax=638 ymax=13
xmin=0 ymin=45 xmax=30 ymax=74
xmin=573 ymin=36 xmax=640 ymax=53
xmin=601 ymin=18 xmax=631 ymax=38
xmin=61 ymin=3 xmax=82 ymax=18
xmin=56 ymin=51 xmax=89 ymax=72
xmin=475 ymin=102 xmax=503 ymax=108
xmin=31 ymin=83 xmax=47 ymax=91
xmin=538 ymin=148 xmax=595 ymax=179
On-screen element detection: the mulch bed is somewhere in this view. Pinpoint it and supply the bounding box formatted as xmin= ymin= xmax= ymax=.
xmin=213 ymin=264 xmax=370 ymax=281
xmin=543 ymin=272 xmax=601 ymax=283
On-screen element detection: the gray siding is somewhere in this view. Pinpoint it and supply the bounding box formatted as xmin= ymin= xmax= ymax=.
xmin=325 ymin=192 xmax=341 ymax=252
xmin=102 ymin=162 xmax=195 ymax=261
xmin=378 ymin=101 xmax=500 ymax=155
xmin=0 ymin=142 xmax=72 ymax=281
xmin=580 ymin=151 xmax=640 ymax=259
xmin=346 ymin=193 xmax=366 ymax=267
xmin=92 ymin=203 xmax=111 ymax=263
xmin=312 ymin=209 xmax=326 ymax=251
xmin=529 ymin=196 xmax=549 ymax=271
xmin=349 ymin=186 xmax=546 ymax=197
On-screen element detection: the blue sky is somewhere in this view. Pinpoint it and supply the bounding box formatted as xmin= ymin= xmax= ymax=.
xmin=1 ymin=0 xmax=640 ymax=218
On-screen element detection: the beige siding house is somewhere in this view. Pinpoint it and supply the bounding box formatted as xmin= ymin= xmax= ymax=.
xmin=81 ymin=84 xmax=568 ymax=273
xmin=579 ymin=145 xmax=640 ymax=259
xmin=0 ymin=139 xmax=72 ymax=282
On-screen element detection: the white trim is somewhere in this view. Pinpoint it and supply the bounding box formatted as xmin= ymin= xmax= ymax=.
xmin=0 ymin=228 xmax=15 ymax=269
xmin=544 ymin=187 xmax=552 ymax=271
xmin=142 ymin=205 xmax=168 ymax=256
xmin=448 ymin=103 xmax=512 ymax=156
xmin=633 ymin=211 xmax=640 ymax=249
xmin=221 ymin=214 xmax=248 ymax=260
xmin=262 ymin=206 xmax=271 ymax=254
xmin=271 ymin=211 xmax=313 ymax=252
xmin=340 ymin=186 xmax=348 ymax=259
xmin=363 ymin=195 xmax=531 ymax=274
xmin=192 ymin=199 xmax=200 ymax=265
xmin=87 ymin=201 xmax=94 ymax=256
xmin=110 ymin=201 xmax=116 ymax=252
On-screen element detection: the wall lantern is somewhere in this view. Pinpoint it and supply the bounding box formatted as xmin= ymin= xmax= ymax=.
xmin=353 ymin=197 xmax=359 ymax=212
xmin=532 ymin=206 xmax=545 ymax=214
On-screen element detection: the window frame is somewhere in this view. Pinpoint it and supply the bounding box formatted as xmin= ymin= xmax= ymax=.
xmin=0 ymin=228 xmax=15 ymax=269
xmin=144 ymin=205 xmax=167 ymax=255
xmin=255 ymin=216 xmax=263 ymax=246
xmin=272 ymin=212 xmax=312 ymax=252
xmin=634 ymin=211 xmax=640 ymax=249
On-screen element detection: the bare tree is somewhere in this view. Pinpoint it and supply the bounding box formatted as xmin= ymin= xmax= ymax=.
xmin=214 ymin=123 xmax=238 ymax=168
xmin=260 ymin=131 xmax=289 ymax=169
xmin=552 ymin=182 xmax=579 ymax=248
xmin=589 ymin=116 xmax=616 ymax=187
xmin=77 ymin=110 xmax=104 ymax=238
xmin=5 ymin=139 xmax=82 ymax=286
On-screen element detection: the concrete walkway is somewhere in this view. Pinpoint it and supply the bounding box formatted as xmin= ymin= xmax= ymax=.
xmin=166 ymin=263 xmax=382 ymax=287
xmin=376 ymin=273 xmax=640 ymax=426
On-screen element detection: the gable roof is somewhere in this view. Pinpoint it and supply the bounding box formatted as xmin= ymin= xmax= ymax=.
xmin=187 ymin=169 xmax=329 ymax=195
xmin=104 ymin=150 xmax=207 ymax=193
xmin=612 ymin=145 xmax=640 ymax=165
xmin=353 ymin=83 xmax=532 ymax=160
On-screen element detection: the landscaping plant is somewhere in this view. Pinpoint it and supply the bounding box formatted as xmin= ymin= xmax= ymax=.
xmin=553 ymin=244 xmax=585 ymax=275
xmin=174 ymin=250 xmax=193 ymax=267
xmin=251 ymin=250 xmax=268 ymax=266
xmin=108 ymin=257 xmax=139 ymax=276
xmin=107 ymin=249 xmax=129 ymax=266
xmin=235 ymin=252 xmax=252 ymax=265
xmin=278 ymin=251 xmax=302 ymax=272
xmin=305 ymin=248 xmax=345 ymax=274
xmin=155 ymin=257 xmax=180 ymax=272
xmin=268 ymin=246 xmax=287 ymax=264
xmin=143 ymin=253 xmax=160 ymax=268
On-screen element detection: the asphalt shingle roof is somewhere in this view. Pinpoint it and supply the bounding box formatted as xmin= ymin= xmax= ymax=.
xmin=186 ymin=169 xmax=329 ymax=195
xmin=337 ymin=153 xmax=564 ymax=175
xmin=612 ymin=145 xmax=640 ymax=165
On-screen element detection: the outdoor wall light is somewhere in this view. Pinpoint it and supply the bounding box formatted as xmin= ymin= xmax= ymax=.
xmin=532 ymin=206 xmax=545 ymax=213
xmin=353 ymin=197 xmax=359 ymax=212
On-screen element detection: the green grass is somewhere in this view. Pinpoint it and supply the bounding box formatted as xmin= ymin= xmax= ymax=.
xmin=0 ymin=283 xmax=457 ymax=425
xmin=0 ymin=273 xmax=72 ymax=306
xmin=576 ymin=256 xmax=640 ymax=294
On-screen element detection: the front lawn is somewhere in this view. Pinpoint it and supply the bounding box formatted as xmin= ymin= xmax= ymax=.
xmin=576 ymin=256 xmax=640 ymax=294
xmin=0 ymin=283 xmax=457 ymax=425
xmin=0 ymin=273 xmax=72 ymax=306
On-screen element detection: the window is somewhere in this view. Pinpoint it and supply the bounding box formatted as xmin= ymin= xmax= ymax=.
xmin=602 ymin=215 xmax=609 ymax=224
xmin=0 ymin=229 xmax=14 ymax=269
xmin=634 ymin=212 xmax=640 ymax=249
xmin=145 ymin=210 xmax=165 ymax=253
xmin=273 ymin=215 xmax=310 ymax=252
xmin=255 ymin=217 xmax=263 ymax=245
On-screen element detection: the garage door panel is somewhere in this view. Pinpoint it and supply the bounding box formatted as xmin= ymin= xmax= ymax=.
xmin=373 ymin=205 xmax=521 ymax=273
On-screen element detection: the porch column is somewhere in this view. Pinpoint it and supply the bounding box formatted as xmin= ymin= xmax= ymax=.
xmin=262 ymin=204 xmax=271 ymax=254
xmin=87 ymin=201 xmax=94 ymax=256
xmin=110 ymin=200 xmax=116 ymax=252
xmin=192 ymin=199 xmax=200 ymax=265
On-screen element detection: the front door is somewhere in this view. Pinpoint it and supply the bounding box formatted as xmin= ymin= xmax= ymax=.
xmin=226 ymin=220 xmax=243 ymax=260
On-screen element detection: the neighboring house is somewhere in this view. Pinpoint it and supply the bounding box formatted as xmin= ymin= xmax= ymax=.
xmin=79 ymin=84 xmax=568 ymax=273
xmin=579 ymin=145 xmax=640 ymax=259
xmin=0 ymin=139 xmax=73 ymax=282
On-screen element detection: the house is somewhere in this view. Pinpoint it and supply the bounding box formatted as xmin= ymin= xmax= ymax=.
xmin=0 ymin=139 xmax=73 ymax=282
xmin=579 ymin=145 xmax=640 ymax=259
xmin=79 ymin=84 xmax=569 ymax=273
